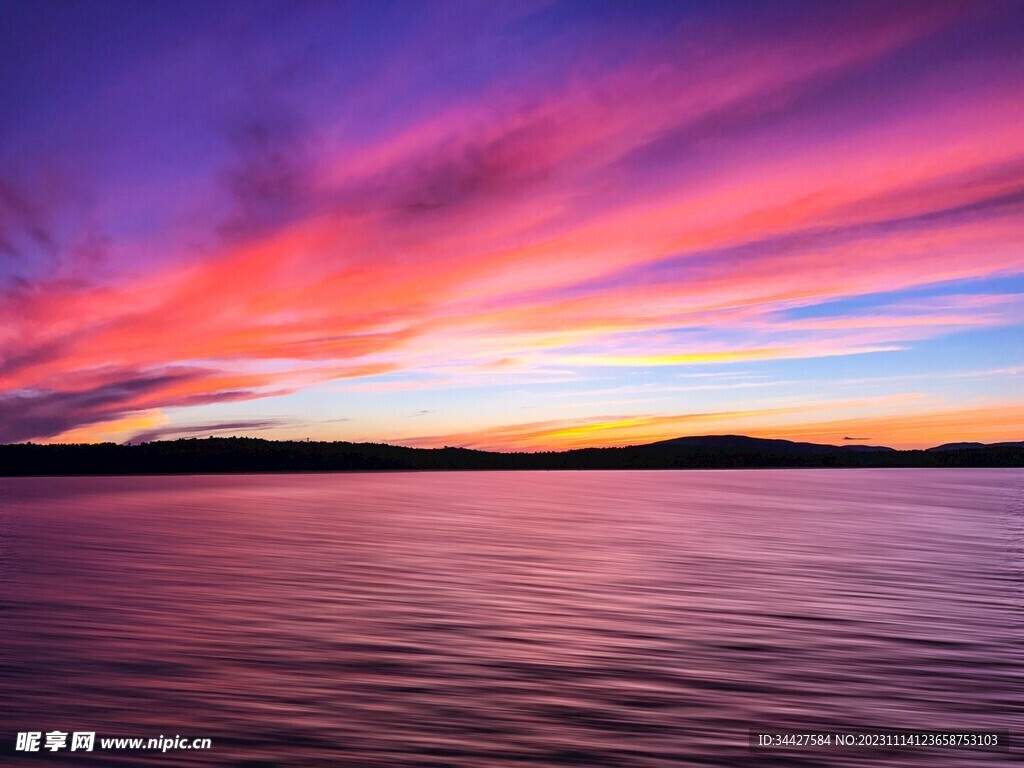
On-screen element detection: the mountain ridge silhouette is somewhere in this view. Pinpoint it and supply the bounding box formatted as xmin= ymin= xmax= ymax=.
xmin=2 ymin=434 xmax=1023 ymax=475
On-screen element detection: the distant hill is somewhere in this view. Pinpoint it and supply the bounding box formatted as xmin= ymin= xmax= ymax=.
xmin=926 ymin=440 xmax=1024 ymax=452
xmin=648 ymin=435 xmax=896 ymax=453
xmin=1 ymin=434 xmax=1022 ymax=476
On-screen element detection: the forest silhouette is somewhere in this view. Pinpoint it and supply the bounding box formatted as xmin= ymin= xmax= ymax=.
xmin=2 ymin=435 xmax=1023 ymax=476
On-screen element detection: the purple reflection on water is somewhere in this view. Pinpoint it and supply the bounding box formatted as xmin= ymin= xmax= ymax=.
xmin=2 ymin=470 xmax=1021 ymax=766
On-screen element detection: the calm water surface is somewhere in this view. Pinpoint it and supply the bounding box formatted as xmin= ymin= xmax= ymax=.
xmin=1 ymin=470 xmax=1022 ymax=766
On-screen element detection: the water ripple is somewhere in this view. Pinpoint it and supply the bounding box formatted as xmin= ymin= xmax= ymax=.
xmin=1 ymin=469 xmax=1021 ymax=766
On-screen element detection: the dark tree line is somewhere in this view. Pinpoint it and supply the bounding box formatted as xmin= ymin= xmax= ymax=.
xmin=1 ymin=436 xmax=1022 ymax=476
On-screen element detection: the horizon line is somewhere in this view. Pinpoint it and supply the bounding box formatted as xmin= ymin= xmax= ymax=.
xmin=8 ymin=433 xmax=1023 ymax=455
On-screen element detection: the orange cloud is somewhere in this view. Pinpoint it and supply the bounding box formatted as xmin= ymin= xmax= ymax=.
xmin=743 ymin=403 xmax=1024 ymax=449
xmin=42 ymin=411 xmax=169 ymax=445
xmin=394 ymin=394 xmax=923 ymax=451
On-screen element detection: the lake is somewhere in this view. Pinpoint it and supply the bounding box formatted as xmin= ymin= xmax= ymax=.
xmin=1 ymin=470 xmax=1021 ymax=766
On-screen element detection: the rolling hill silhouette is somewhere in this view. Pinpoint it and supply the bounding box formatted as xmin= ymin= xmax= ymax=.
xmin=926 ymin=440 xmax=1024 ymax=452
xmin=647 ymin=435 xmax=895 ymax=453
xmin=1 ymin=434 xmax=1022 ymax=475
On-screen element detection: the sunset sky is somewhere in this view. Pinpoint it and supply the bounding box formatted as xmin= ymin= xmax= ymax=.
xmin=2 ymin=0 xmax=1024 ymax=450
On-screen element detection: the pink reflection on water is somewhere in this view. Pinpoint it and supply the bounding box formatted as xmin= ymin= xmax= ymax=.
xmin=1 ymin=469 xmax=1021 ymax=766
